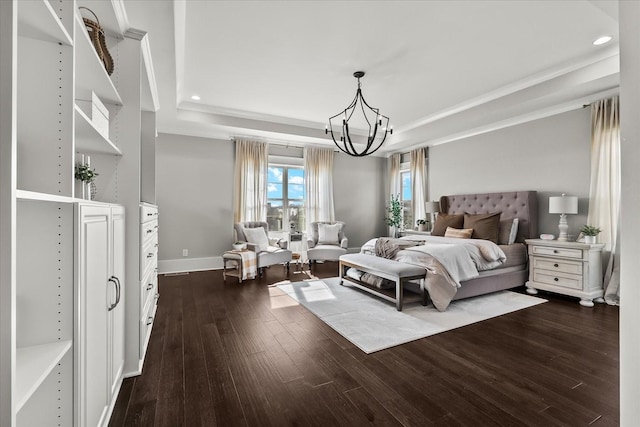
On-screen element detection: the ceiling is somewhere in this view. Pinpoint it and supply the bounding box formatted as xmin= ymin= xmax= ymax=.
xmin=123 ymin=0 xmax=620 ymax=156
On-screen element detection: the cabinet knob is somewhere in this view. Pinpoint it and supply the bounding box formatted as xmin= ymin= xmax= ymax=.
xmin=554 ymin=263 xmax=559 ymax=268
xmin=554 ymin=277 xmax=559 ymax=282
xmin=553 ymin=250 xmax=559 ymax=253
xmin=146 ymin=283 xmax=153 ymax=290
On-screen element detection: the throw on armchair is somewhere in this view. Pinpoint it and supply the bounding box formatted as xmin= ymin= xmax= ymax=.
xmin=234 ymin=221 xmax=292 ymax=276
xmin=307 ymin=221 xmax=348 ymax=264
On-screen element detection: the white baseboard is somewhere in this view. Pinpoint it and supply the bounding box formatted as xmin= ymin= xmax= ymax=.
xmin=158 ymin=256 xmax=223 ymax=274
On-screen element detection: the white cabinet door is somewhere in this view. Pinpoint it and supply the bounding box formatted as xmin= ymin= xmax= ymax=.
xmin=77 ymin=204 xmax=110 ymax=427
xmin=109 ymin=206 xmax=125 ymax=401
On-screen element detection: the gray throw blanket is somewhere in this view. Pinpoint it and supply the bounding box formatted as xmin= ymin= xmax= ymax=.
xmin=359 ymin=238 xmax=424 ymax=289
xmin=375 ymin=237 xmax=423 ymax=259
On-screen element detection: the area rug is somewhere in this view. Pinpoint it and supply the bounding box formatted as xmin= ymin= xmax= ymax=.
xmin=276 ymin=277 xmax=547 ymax=353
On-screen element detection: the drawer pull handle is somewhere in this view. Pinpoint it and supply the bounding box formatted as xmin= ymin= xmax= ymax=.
xmin=147 ymin=212 xmax=153 ymax=216
xmin=146 ymin=316 xmax=154 ymax=325
xmin=554 ymin=277 xmax=559 ymax=282
xmin=554 ymin=263 xmax=559 ymax=268
xmin=146 ymin=229 xmax=153 ymax=234
xmin=147 ymin=253 xmax=154 ymax=258
xmin=146 ymin=283 xmax=153 ymax=290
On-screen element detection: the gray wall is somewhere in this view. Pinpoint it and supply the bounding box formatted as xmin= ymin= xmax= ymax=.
xmin=156 ymin=133 xmax=235 ymax=260
xmin=429 ymin=108 xmax=591 ymax=240
xmin=155 ymin=134 xmax=386 ymax=262
xmin=334 ymin=153 xmax=387 ymax=247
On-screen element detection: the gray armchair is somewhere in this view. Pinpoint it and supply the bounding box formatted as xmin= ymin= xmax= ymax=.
xmin=234 ymin=221 xmax=292 ymax=275
xmin=307 ymin=221 xmax=348 ymax=264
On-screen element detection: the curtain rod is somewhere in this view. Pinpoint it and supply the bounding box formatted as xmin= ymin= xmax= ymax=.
xmin=229 ymin=137 xmax=339 ymax=152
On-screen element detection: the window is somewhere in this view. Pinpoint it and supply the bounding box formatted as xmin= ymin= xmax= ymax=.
xmin=267 ymin=166 xmax=305 ymax=232
xmin=400 ymin=168 xmax=412 ymax=229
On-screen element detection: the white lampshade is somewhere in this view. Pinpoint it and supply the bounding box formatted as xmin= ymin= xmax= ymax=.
xmin=549 ymin=194 xmax=578 ymax=215
xmin=425 ymin=201 xmax=441 ymax=214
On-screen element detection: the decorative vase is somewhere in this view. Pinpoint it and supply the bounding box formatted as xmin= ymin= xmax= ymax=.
xmin=584 ymin=235 xmax=597 ymax=244
xmin=418 ymin=224 xmax=428 ymax=232
xmin=75 ymin=180 xmax=88 ymax=199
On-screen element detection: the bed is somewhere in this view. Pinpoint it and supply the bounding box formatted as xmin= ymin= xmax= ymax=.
xmin=359 ymin=191 xmax=538 ymax=310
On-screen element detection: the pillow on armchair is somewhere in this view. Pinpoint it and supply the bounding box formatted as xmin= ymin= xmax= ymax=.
xmin=318 ymin=223 xmax=341 ymax=245
xmin=243 ymin=227 xmax=270 ymax=252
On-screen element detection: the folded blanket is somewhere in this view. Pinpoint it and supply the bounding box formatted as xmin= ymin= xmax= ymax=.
xmin=374 ymin=237 xmax=422 ymax=259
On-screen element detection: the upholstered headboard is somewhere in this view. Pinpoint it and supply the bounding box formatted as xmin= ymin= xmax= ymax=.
xmin=439 ymin=191 xmax=538 ymax=243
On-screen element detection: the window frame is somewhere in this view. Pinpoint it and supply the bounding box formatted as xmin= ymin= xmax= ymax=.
xmin=399 ymin=162 xmax=412 ymax=230
xmin=267 ymin=163 xmax=305 ymax=233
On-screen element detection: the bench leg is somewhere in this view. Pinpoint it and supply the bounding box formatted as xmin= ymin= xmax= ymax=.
xmin=396 ymin=279 xmax=403 ymax=311
xmin=421 ymin=278 xmax=428 ymax=306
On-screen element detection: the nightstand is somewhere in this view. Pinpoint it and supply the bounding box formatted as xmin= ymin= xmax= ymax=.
xmin=525 ymin=239 xmax=605 ymax=307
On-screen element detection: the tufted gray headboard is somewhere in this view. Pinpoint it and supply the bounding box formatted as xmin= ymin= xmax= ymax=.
xmin=439 ymin=191 xmax=538 ymax=243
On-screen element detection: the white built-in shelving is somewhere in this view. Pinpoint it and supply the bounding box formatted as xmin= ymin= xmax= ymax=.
xmin=1 ymin=0 xmax=159 ymax=425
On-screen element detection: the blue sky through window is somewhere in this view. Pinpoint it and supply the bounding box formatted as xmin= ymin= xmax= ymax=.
xmin=402 ymin=171 xmax=411 ymax=201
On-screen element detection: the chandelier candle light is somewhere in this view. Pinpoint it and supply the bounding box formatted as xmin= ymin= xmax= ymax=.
xmin=548 ymin=193 xmax=578 ymax=242
xmin=326 ymin=71 xmax=392 ymax=157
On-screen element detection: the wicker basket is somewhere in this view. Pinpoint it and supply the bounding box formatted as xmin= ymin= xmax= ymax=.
xmin=79 ymin=7 xmax=114 ymax=76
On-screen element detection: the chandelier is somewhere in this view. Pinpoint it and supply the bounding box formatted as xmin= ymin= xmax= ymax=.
xmin=326 ymin=71 xmax=392 ymax=157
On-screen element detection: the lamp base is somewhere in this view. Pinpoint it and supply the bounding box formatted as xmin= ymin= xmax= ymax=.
xmin=557 ymin=214 xmax=569 ymax=242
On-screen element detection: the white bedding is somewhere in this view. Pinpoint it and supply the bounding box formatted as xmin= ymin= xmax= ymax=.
xmin=360 ymin=235 xmax=507 ymax=311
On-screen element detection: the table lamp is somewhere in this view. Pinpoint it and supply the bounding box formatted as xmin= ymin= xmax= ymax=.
xmin=548 ymin=193 xmax=578 ymax=241
xmin=425 ymin=201 xmax=441 ymax=232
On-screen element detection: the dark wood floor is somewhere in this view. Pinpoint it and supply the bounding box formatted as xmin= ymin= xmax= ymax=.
xmin=110 ymin=262 xmax=619 ymax=426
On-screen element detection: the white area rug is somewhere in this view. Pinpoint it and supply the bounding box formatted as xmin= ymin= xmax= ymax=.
xmin=277 ymin=277 xmax=547 ymax=353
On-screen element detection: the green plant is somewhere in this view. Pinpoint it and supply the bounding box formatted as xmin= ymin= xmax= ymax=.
xmin=581 ymin=225 xmax=602 ymax=236
xmin=74 ymin=163 xmax=99 ymax=183
xmin=384 ymin=194 xmax=403 ymax=228
xmin=416 ymin=219 xmax=427 ymax=226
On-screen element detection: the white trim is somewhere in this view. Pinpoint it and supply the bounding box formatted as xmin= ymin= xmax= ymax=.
xmin=157 ymin=256 xmax=223 ymax=274
xmin=397 ymin=48 xmax=620 ymax=134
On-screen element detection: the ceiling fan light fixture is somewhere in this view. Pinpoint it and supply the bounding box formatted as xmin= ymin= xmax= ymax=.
xmin=593 ymin=35 xmax=612 ymax=46
xmin=326 ymin=71 xmax=392 ymax=157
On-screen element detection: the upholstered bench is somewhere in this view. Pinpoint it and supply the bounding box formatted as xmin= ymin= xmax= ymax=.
xmin=338 ymin=253 xmax=427 ymax=311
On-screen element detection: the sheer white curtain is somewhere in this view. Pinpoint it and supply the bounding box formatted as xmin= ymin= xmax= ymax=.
xmin=233 ymin=139 xmax=268 ymax=223
xmin=410 ymin=148 xmax=427 ymax=228
xmin=304 ymin=147 xmax=335 ymax=228
xmin=388 ymin=154 xmax=401 ymax=236
xmin=588 ymin=96 xmax=620 ymax=305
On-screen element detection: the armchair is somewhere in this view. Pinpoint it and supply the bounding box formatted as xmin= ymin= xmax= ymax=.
xmin=234 ymin=221 xmax=292 ymax=276
xmin=307 ymin=221 xmax=348 ymax=264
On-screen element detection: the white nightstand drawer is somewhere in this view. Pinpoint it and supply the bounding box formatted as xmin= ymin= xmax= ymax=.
xmin=533 ymin=269 xmax=583 ymax=290
xmin=531 ymin=245 xmax=583 ymax=259
xmin=532 ymin=258 xmax=583 ymax=275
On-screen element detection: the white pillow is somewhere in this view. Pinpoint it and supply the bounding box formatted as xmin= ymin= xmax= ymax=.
xmin=243 ymin=227 xmax=269 ymax=252
xmin=508 ymin=218 xmax=519 ymax=245
xmin=318 ymin=223 xmax=341 ymax=245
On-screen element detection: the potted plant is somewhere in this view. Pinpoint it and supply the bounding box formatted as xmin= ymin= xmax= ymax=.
xmin=74 ymin=162 xmax=99 ymax=200
xmin=416 ymin=219 xmax=428 ymax=232
xmin=581 ymin=225 xmax=601 ymax=244
xmin=384 ymin=194 xmax=403 ymax=237
xmin=233 ymin=241 xmax=247 ymax=251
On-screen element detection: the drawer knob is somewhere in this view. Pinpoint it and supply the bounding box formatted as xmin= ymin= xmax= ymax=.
xmin=554 ymin=277 xmax=559 ymax=282
xmin=553 ymin=250 xmax=559 ymax=253
xmin=554 ymin=263 xmax=559 ymax=268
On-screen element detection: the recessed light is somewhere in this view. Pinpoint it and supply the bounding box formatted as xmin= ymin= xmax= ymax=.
xmin=593 ymin=35 xmax=612 ymax=46
xmin=191 ymin=95 xmax=201 ymax=101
